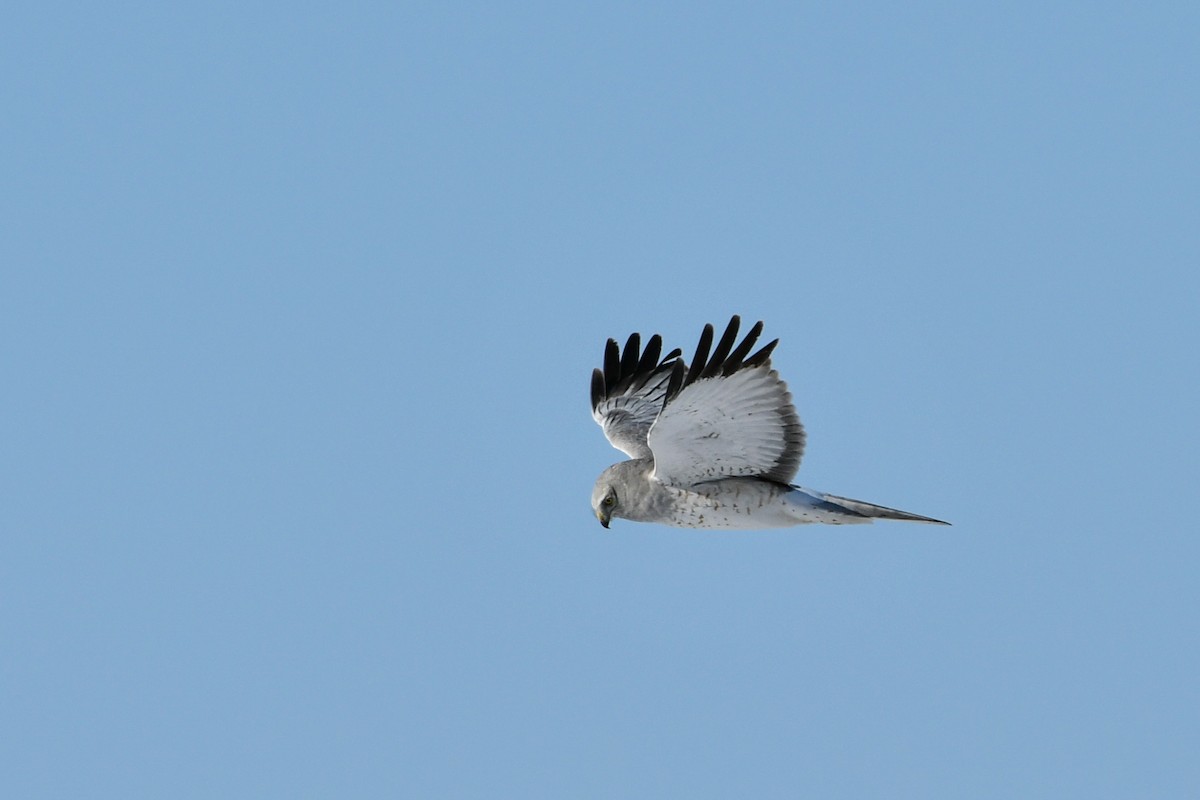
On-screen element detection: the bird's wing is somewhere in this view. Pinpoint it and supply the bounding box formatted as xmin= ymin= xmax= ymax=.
xmin=647 ymin=316 xmax=805 ymax=487
xmin=591 ymin=330 xmax=683 ymax=459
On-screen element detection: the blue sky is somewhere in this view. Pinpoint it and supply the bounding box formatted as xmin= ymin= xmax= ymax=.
xmin=3 ymin=2 xmax=1198 ymax=797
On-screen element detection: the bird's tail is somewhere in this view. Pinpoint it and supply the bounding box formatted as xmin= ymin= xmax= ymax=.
xmin=819 ymin=492 xmax=950 ymax=525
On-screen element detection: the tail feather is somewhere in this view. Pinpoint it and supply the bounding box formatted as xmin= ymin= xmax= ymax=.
xmin=821 ymin=493 xmax=950 ymax=525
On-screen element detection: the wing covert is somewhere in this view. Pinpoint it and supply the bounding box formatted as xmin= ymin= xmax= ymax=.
xmin=647 ymin=316 xmax=805 ymax=486
xmin=591 ymin=329 xmax=683 ymax=458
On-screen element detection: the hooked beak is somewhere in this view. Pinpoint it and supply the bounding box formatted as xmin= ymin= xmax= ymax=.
xmin=596 ymin=509 xmax=611 ymax=528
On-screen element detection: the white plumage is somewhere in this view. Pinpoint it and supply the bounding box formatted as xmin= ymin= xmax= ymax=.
xmin=589 ymin=316 xmax=948 ymax=530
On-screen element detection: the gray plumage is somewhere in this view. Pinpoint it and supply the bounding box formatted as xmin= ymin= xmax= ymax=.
xmin=590 ymin=316 xmax=948 ymax=529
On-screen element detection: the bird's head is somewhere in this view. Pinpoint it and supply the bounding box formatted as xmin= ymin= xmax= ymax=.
xmin=591 ymin=477 xmax=619 ymax=529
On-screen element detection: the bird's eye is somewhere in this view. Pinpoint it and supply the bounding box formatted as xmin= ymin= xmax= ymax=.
xmin=604 ymin=494 xmax=616 ymax=507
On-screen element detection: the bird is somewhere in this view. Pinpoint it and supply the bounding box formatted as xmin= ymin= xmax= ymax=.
xmin=590 ymin=316 xmax=949 ymax=529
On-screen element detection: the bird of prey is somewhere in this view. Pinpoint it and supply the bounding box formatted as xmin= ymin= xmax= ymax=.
xmin=590 ymin=316 xmax=948 ymax=529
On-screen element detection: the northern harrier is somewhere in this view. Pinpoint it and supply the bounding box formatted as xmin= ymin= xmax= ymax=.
xmin=590 ymin=316 xmax=948 ymax=529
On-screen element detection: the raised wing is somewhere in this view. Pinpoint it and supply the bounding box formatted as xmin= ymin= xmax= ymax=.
xmin=591 ymin=330 xmax=683 ymax=458
xmin=648 ymin=316 xmax=805 ymax=486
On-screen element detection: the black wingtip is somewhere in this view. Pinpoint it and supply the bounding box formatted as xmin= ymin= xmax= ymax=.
xmin=628 ymin=335 xmax=664 ymax=393
xmin=664 ymin=316 xmax=782 ymax=400
xmin=636 ymin=334 xmax=663 ymax=375
xmin=590 ymin=367 xmax=605 ymax=410
xmin=664 ymin=359 xmax=686 ymax=406
xmin=685 ymin=323 xmax=715 ymax=384
xmin=701 ymin=316 xmax=742 ymax=379
xmin=593 ymin=327 xmax=686 ymax=412
xmin=722 ymin=320 xmax=764 ymax=376
xmin=603 ymin=339 xmax=621 ymax=389
xmin=744 ymin=338 xmax=778 ymax=368
xmin=620 ymin=333 xmax=641 ymax=376
xmin=595 ymin=316 xmax=780 ymax=413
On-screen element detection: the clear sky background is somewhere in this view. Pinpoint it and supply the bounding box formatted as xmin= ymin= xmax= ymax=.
xmin=3 ymin=2 xmax=1197 ymax=797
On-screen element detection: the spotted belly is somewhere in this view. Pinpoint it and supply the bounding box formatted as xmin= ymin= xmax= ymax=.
xmin=663 ymin=481 xmax=872 ymax=530
xmin=663 ymin=482 xmax=793 ymax=529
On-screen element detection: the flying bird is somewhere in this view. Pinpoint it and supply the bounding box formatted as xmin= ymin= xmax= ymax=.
xmin=590 ymin=316 xmax=949 ymax=529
